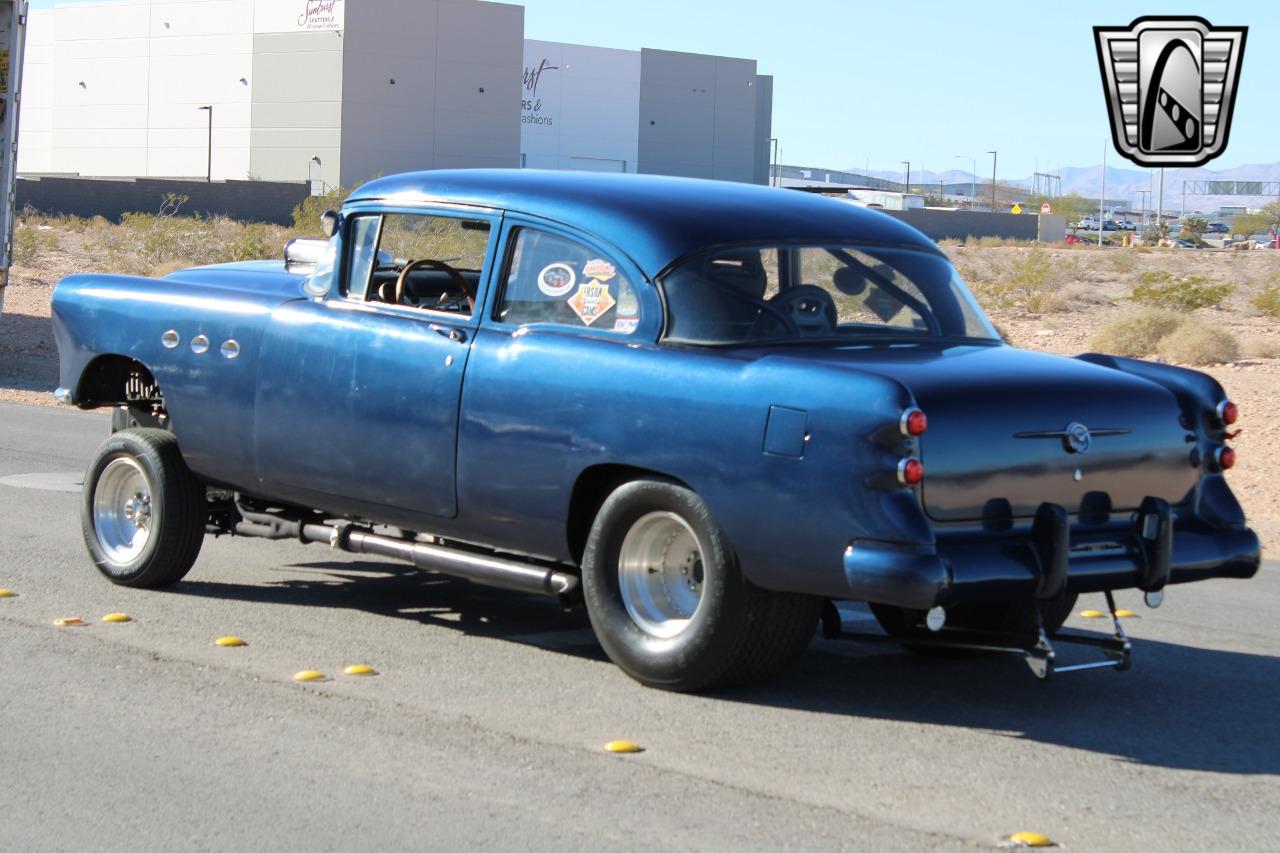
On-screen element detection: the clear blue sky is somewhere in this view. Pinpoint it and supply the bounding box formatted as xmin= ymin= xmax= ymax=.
xmin=29 ymin=0 xmax=1280 ymax=177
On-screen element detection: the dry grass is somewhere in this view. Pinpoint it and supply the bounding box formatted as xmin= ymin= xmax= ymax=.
xmin=1090 ymin=309 xmax=1187 ymax=357
xmin=1252 ymin=283 xmax=1280 ymax=318
xmin=1245 ymin=337 xmax=1280 ymax=359
xmin=1130 ymin=270 xmax=1234 ymax=310
xmin=1157 ymin=320 xmax=1241 ymax=365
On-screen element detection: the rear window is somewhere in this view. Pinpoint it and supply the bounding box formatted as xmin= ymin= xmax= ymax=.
xmin=660 ymin=244 xmax=998 ymax=346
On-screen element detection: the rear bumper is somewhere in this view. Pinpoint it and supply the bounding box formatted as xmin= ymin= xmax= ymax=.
xmin=842 ymin=508 xmax=1261 ymax=610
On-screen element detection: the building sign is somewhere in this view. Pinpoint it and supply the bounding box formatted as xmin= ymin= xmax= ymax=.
xmin=522 ymin=56 xmax=558 ymax=129
xmin=254 ymin=0 xmax=345 ymax=34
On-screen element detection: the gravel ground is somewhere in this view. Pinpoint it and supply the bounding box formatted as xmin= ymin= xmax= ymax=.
xmin=2 ymin=241 xmax=1276 ymax=546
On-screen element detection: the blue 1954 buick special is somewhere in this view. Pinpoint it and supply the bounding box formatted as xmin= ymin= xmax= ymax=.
xmin=51 ymin=170 xmax=1260 ymax=690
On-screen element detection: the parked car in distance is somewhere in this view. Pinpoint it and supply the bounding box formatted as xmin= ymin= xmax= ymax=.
xmin=1205 ymin=222 xmax=1230 ymax=234
xmin=1102 ymin=220 xmax=1120 ymax=231
xmin=49 ymin=170 xmax=1261 ymax=690
xmin=1078 ymin=216 xmax=1099 ymax=230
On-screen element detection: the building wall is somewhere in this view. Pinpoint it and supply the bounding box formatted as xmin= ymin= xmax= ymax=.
xmin=340 ymin=0 xmax=522 ymax=186
xmin=519 ymin=40 xmax=640 ymax=173
xmin=249 ymin=29 xmax=343 ymax=187
xmin=637 ymin=49 xmax=763 ymax=184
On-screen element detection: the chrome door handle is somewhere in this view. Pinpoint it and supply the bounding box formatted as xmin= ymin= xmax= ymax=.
xmin=430 ymin=324 xmax=466 ymax=343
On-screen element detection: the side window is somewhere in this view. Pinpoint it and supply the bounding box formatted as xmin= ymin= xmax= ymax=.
xmin=497 ymin=229 xmax=641 ymax=334
xmin=344 ymin=212 xmax=491 ymax=315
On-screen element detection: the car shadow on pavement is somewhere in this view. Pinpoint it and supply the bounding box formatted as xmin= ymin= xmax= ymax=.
xmin=0 ymin=311 xmax=58 ymax=394
xmin=177 ymin=560 xmax=1279 ymax=775
xmin=176 ymin=558 xmax=606 ymax=658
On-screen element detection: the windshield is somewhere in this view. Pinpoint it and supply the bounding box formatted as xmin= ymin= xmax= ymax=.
xmin=660 ymin=244 xmax=1000 ymax=346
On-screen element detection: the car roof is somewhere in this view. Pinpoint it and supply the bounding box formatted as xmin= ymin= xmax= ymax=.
xmin=346 ymin=169 xmax=942 ymax=277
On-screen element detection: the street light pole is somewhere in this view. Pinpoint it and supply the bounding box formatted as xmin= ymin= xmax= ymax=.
xmin=987 ymin=150 xmax=997 ymax=212
xmin=197 ymin=105 xmax=212 ymax=182
xmin=770 ymin=137 xmax=779 ymax=187
xmin=900 ymin=160 xmax=910 ymax=194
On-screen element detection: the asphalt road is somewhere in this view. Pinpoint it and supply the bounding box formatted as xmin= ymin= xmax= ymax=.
xmin=1 ymin=401 xmax=1276 ymax=852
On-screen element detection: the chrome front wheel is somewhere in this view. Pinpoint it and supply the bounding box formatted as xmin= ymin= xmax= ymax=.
xmin=92 ymin=457 xmax=155 ymax=564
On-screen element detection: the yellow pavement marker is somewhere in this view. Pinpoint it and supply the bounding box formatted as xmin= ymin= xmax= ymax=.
xmin=1114 ymin=609 xmax=1138 ymax=618
xmin=1004 ymin=830 xmax=1055 ymax=847
xmin=293 ymin=670 xmax=327 ymax=682
xmin=53 ymin=617 xmax=85 ymax=627
xmin=0 ymin=588 xmax=16 ymax=598
xmin=343 ymin=664 xmax=378 ymax=677
xmin=102 ymin=613 xmax=132 ymax=623
xmin=603 ymin=740 xmax=643 ymax=754
xmin=214 ymin=636 xmax=247 ymax=647
xmin=1079 ymin=609 xmax=1105 ymax=618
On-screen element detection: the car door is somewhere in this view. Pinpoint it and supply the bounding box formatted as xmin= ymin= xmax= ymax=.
xmin=253 ymin=206 xmax=500 ymax=520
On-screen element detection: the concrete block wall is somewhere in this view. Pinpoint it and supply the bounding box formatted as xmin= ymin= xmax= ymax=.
xmin=15 ymin=176 xmax=311 ymax=225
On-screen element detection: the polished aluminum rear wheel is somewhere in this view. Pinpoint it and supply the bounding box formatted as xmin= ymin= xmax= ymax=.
xmin=617 ymin=511 xmax=707 ymax=638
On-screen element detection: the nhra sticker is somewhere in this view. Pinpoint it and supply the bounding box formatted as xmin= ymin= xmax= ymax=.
xmin=583 ymin=258 xmax=617 ymax=282
xmin=613 ymin=317 xmax=639 ymax=334
xmin=567 ymin=282 xmax=616 ymax=326
xmin=537 ymin=262 xmax=577 ymax=297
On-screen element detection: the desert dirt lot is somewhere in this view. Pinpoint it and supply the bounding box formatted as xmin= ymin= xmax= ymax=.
xmin=1 ymin=220 xmax=1277 ymax=547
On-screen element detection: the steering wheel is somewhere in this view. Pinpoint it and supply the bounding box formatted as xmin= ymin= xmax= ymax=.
xmin=394 ymin=258 xmax=475 ymax=311
xmin=771 ymin=286 xmax=838 ymax=334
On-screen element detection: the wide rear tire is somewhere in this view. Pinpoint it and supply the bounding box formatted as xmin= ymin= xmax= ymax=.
xmin=581 ymin=479 xmax=820 ymax=691
xmin=81 ymin=428 xmax=205 ymax=588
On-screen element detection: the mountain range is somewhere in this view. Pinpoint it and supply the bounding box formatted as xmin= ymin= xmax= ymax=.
xmin=857 ymin=161 xmax=1280 ymax=214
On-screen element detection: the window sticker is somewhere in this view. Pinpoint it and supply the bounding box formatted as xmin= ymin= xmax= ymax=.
xmin=538 ymin=262 xmax=577 ymax=297
xmin=583 ymin=258 xmax=617 ymax=282
xmin=567 ymin=282 xmax=616 ymax=326
xmin=616 ymin=289 xmax=639 ymax=317
xmin=613 ymin=317 xmax=639 ymax=334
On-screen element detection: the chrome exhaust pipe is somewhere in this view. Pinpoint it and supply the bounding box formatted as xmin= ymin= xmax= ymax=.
xmin=308 ymin=524 xmax=579 ymax=598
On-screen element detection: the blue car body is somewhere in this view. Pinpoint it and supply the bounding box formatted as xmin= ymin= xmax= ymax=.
xmin=51 ymin=170 xmax=1260 ymax=611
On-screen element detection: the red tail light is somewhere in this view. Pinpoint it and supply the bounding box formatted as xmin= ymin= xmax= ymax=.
xmin=1217 ymin=400 xmax=1239 ymax=426
xmin=900 ymin=408 xmax=928 ymax=437
xmin=898 ymin=458 xmax=924 ymax=485
xmin=1216 ymin=446 xmax=1236 ymax=471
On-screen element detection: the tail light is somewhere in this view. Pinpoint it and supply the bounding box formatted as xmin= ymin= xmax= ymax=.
xmin=1215 ymin=446 xmax=1236 ymax=471
xmin=897 ymin=458 xmax=924 ymax=485
xmin=900 ymin=407 xmax=928 ymax=437
xmin=1217 ymin=400 xmax=1239 ymax=426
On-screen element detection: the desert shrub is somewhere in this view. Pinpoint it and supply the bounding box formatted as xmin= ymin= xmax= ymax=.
xmin=11 ymin=224 xmax=59 ymax=265
xmin=1090 ymin=309 xmax=1185 ymax=356
xmin=1245 ymin=337 xmax=1280 ymax=359
xmin=963 ymin=236 xmax=1038 ymax=248
xmin=969 ymin=247 xmax=1067 ymax=313
xmin=291 ymin=184 xmax=353 ymax=235
xmin=1251 ymin=283 xmax=1280 ymax=318
xmin=1157 ymin=320 xmax=1240 ymax=365
xmin=224 ymin=222 xmax=275 ymax=262
xmin=1130 ymin=270 xmax=1233 ymax=310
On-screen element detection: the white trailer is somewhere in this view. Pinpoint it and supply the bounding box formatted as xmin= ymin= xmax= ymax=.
xmin=0 ymin=0 xmax=27 ymax=315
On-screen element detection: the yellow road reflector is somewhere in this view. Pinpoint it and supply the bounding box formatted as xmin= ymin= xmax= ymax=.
xmin=293 ymin=670 xmax=326 ymax=682
xmin=1115 ymin=609 xmax=1138 ymax=618
xmin=0 ymin=588 xmax=16 ymax=598
xmin=214 ymin=636 xmax=247 ymax=647
xmin=343 ymin=664 xmax=378 ymax=677
xmin=53 ymin=617 xmax=85 ymax=627
xmin=1080 ymin=609 xmax=1105 ymax=618
xmin=603 ymin=740 xmax=643 ymax=754
xmin=1006 ymin=830 xmax=1055 ymax=847
xmin=102 ymin=613 xmax=132 ymax=623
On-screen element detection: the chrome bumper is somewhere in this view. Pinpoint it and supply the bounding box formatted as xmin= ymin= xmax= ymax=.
xmin=53 ymin=387 xmax=74 ymax=406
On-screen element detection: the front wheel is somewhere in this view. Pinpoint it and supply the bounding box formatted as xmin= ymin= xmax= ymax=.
xmin=81 ymin=428 xmax=206 ymax=588
xmin=581 ymin=479 xmax=821 ymax=691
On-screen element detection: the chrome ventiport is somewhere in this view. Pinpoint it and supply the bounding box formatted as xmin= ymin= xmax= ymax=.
xmin=161 ymin=329 xmax=180 ymax=349
xmin=220 ymin=340 xmax=240 ymax=360
xmin=191 ymin=334 xmax=210 ymax=354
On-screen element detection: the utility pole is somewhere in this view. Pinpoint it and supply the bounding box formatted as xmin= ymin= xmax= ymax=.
xmin=770 ymin=138 xmax=779 ymax=187
xmin=1157 ymin=168 xmax=1165 ymax=240
xmin=900 ymin=160 xmax=910 ymax=194
xmin=197 ymin=105 xmax=213 ymax=182
xmin=987 ymin=150 xmax=997 ymax=212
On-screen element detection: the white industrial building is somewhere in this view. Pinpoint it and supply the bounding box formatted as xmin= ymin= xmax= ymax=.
xmin=19 ymin=0 xmax=773 ymax=187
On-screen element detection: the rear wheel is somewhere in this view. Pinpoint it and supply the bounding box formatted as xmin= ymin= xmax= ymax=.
xmin=81 ymin=428 xmax=206 ymax=588
xmin=581 ymin=479 xmax=821 ymax=691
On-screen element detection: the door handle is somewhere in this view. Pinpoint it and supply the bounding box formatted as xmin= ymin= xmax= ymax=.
xmin=429 ymin=324 xmax=466 ymax=343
